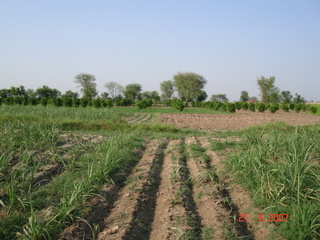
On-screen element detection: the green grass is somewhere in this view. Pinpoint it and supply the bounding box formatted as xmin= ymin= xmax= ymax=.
xmin=225 ymin=123 xmax=320 ymax=239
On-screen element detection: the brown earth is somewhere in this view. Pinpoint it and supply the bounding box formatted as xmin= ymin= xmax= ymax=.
xmin=159 ymin=110 xmax=320 ymax=130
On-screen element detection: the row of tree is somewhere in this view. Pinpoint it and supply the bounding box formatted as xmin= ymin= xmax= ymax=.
xmin=0 ymin=73 xmax=308 ymax=108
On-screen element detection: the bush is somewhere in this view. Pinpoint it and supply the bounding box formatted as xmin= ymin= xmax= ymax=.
xmin=13 ymin=96 xmax=23 ymax=105
xmin=249 ymin=103 xmax=255 ymax=112
xmin=92 ymin=99 xmax=101 ymax=108
xmin=117 ymin=98 xmax=133 ymax=107
xmin=280 ymin=103 xmax=289 ymax=112
xmin=28 ymin=97 xmax=38 ymax=106
xmin=241 ymin=102 xmax=249 ymax=110
xmin=301 ymin=104 xmax=307 ymax=111
xmin=235 ymin=102 xmax=242 ymax=110
xmin=136 ymin=99 xmax=152 ymax=109
xmin=102 ymin=99 xmax=113 ymax=108
xmin=307 ymin=105 xmax=317 ymax=114
xmin=227 ymin=103 xmax=236 ymax=113
xmin=73 ymin=98 xmax=80 ymax=107
xmin=52 ymin=98 xmax=63 ymax=107
xmin=40 ymin=97 xmax=48 ymax=106
xmin=62 ymin=97 xmax=73 ymax=107
xmin=171 ymin=99 xmax=184 ymax=111
xmin=80 ymin=98 xmax=89 ymax=107
xmin=294 ymin=104 xmax=302 ymax=113
xmin=256 ymin=103 xmax=266 ymax=112
xmin=269 ymin=103 xmax=279 ymax=113
xmin=289 ymin=103 xmax=295 ymax=110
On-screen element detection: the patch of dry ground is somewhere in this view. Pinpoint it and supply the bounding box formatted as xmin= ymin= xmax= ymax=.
xmin=159 ymin=111 xmax=320 ymax=130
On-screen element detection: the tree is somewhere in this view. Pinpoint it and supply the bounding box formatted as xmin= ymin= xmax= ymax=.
xmin=34 ymin=85 xmax=61 ymax=99
xmin=100 ymin=92 xmax=109 ymax=100
xmin=160 ymin=80 xmax=175 ymax=100
xmin=173 ymin=72 xmax=207 ymax=106
xmin=124 ymin=83 xmax=142 ymax=101
xmin=62 ymin=90 xmax=79 ymax=99
xmin=104 ymin=82 xmax=124 ymax=99
xmin=280 ymin=91 xmax=293 ymax=103
xmin=240 ymin=91 xmax=249 ymax=102
xmin=257 ymin=76 xmax=279 ymax=103
xmin=196 ymin=90 xmax=208 ymax=102
xmin=293 ymin=93 xmax=306 ymax=104
xmin=211 ymin=94 xmax=229 ymax=103
xmin=74 ymin=73 xmax=97 ymax=99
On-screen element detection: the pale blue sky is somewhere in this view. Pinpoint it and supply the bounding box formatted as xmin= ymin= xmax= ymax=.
xmin=1 ymin=0 xmax=319 ymax=101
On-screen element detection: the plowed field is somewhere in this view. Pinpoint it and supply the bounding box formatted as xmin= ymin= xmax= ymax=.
xmin=159 ymin=111 xmax=320 ymax=130
xmin=60 ymin=137 xmax=269 ymax=240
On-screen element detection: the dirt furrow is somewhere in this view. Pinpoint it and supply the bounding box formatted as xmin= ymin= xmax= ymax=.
xmin=149 ymin=140 xmax=189 ymax=240
xmin=98 ymin=139 xmax=163 ymax=240
xmin=185 ymin=137 xmax=228 ymax=239
xmin=197 ymin=137 xmax=270 ymax=240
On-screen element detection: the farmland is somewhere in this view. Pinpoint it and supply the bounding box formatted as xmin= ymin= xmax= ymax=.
xmin=0 ymin=105 xmax=319 ymax=240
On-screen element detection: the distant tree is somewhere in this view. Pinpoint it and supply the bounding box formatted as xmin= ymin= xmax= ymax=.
xmin=104 ymin=81 xmax=124 ymax=99
xmin=34 ymin=85 xmax=61 ymax=99
xmin=293 ymin=93 xmax=306 ymax=104
xmin=240 ymin=91 xmax=249 ymax=102
xmin=141 ymin=91 xmax=161 ymax=102
xmin=196 ymin=90 xmax=208 ymax=102
xmin=62 ymin=90 xmax=79 ymax=99
xmin=160 ymin=80 xmax=175 ymax=100
xmin=100 ymin=92 xmax=109 ymax=100
xmin=280 ymin=91 xmax=293 ymax=103
xmin=257 ymin=76 xmax=279 ymax=103
xmin=74 ymin=73 xmax=97 ymax=99
xmin=173 ymin=72 xmax=207 ymax=106
xmin=211 ymin=94 xmax=229 ymax=103
xmin=124 ymin=83 xmax=142 ymax=101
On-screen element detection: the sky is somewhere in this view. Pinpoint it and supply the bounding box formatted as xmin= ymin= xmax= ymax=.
xmin=0 ymin=0 xmax=319 ymax=101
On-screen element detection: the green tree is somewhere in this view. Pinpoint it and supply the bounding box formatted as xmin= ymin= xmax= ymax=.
xmin=62 ymin=90 xmax=79 ymax=99
xmin=100 ymin=92 xmax=109 ymax=100
xmin=160 ymin=80 xmax=175 ymax=100
xmin=124 ymin=83 xmax=142 ymax=101
xmin=280 ymin=91 xmax=293 ymax=103
xmin=211 ymin=94 xmax=229 ymax=103
xmin=240 ymin=91 xmax=249 ymax=102
xmin=33 ymin=85 xmax=61 ymax=99
xmin=293 ymin=93 xmax=306 ymax=104
xmin=173 ymin=72 xmax=207 ymax=106
xmin=257 ymin=76 xmax=279 ymax=103
xmin=74 ymin=73 xmax=97 ymax=99
xmin=196 ymin=90 xmax=208 ymax=102
xmin=104 ymin=81 xmax=124 ymax=99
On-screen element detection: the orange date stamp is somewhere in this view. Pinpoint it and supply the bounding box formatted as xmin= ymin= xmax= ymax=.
xmin=238 ymin=214 xmax=289 ymax=222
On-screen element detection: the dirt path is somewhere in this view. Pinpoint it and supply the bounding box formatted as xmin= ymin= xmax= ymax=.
xmin=125 ymin=113 xmax=153 ymax=124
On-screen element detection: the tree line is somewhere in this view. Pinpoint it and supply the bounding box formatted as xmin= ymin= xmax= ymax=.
xmin=0 ymin=72 xmax=310 ymax=111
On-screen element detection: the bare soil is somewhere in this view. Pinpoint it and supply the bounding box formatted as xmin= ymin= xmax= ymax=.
xmin=159 ymin=111 xmax=320 ymax=130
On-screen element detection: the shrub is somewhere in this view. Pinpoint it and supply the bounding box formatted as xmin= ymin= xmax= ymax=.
xmin=294 ymin=104 xmax=302 ymax=113
xmin=28 ymin=97 xmax=38 ymax=106
xmin=62 ymin=97 xmax=73 ymax=107
xmin=235 ymin=102 xmax=242 ymax=110
xmin=249 ymin=102 xmax=255 ymax=112
xmin=301 ymin=104 xmax=307 ymax=111
xmin=102 ymin=99 xmax=113 ymax=108
xmin=213 ymin=102 xmax=223 ymax=111
xmin=52 ymin=98 xmax=63 ymax=107
xmin=73 ymin=98 xmax=80 ymax=107
xmin=40 ymin=97 xmax=48 ymax=106
xmin=92 ymin=99 xmax=101 ymax=108
xmin=117 ymin=98 xmax=133 ymax=107
xmin=13 ymin=96 xmax=23 ymax=105
xmin=241 ymin=102 xmax=249 ymax=110
xmin=256 ymin=103 xmax=266 ymax=112
xmin=227 ymin=103 xmax=236 ymax=113
xmin=269 ymin=103 xmax=279 ymax=113
xmin=171 ymin=99 xmax=184 ymax=111
xmin=80 ymin=98 xmax=89 ymax=107
xmin=280 ymin=103 xmax=289 ymax=112
xmin=289 ymin=103 xmax=295 ymax=110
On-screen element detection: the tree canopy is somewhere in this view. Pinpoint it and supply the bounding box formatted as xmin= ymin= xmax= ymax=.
xmin=104 ymin=81 xmax=124 ymax=99
xmin=257 ymin=76 xmax=279 ymax=103
xmin=211 ymin=94 xmax=229 ymax=103
xmin=124 ymin=83 xmax=142 ymax=101
xmin=240 ymin=91 xmax=249 ymax=102
xmin=173 ymin=72 xmax=207 ymax=105
xmin=74 ymin=73 xmax=97 ymax=99
xmin=160 ymin=80 xmax=175 ymax=100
